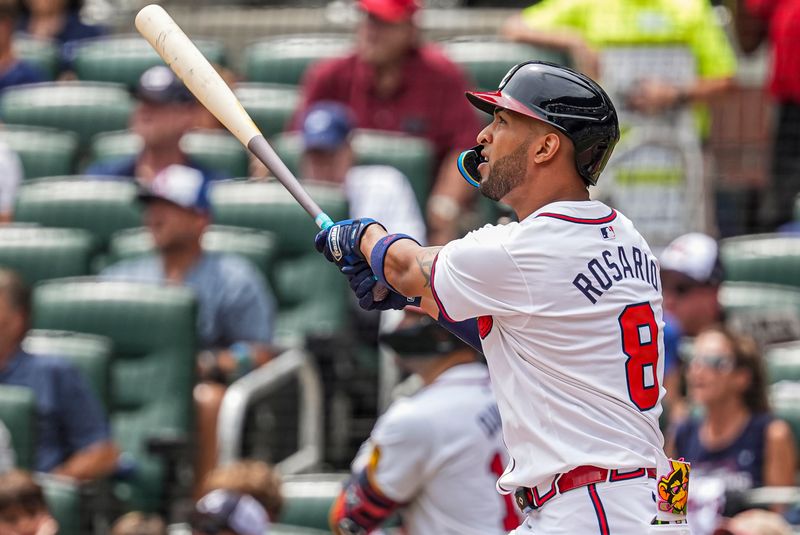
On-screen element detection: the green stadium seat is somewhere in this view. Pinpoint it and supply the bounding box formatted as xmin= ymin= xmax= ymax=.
xmin=719 ymin=281 xmax=800 ymax=347
xmin=32 ymin=278 xmax=197 ymax=511
xmin=87 ymin=129 xmax=249 ymax=178
xmin=0 ymin=82 xmax=134 ymax=150
xmin=235 ymin=83 xmax=300 ymax=138
xmin=271 ymin=525 xmax=330 ymax=535
xmin=243 ymin=34 xmax=353 ymax=85
xmin=721 ymin=234 xmax=800 ymax=289
xmin=764 ymin=342 xmax=800 ymax=384
xmin=0 ymin=226 xmax=94 ymax=285
xmin=770 ymin=381 xmax=800 ymax=451
xmin=279 ymin=474 xmax=344 ymax=530
xmin=108 ymin=225 xmax=278 ymax=282
xmin=0 ymin=126 xmax=79 ymax=179
xmin=23 ymin=330 xmax=113 ymax=411
xmin=38 ymin=475 xmax=82 ymax=535
xmin=440 ymin=39 xmax=570 ymax=92
xmin=271 ymin=130 xmax=434 ymax=209
xmin=14 ymin=35 xmax=58 ymax=80
xmin=211 ymin=181 xmax=348 ymax=345
xmin=14 ymin=180 xmax=142 ymax=254
xmin=73 ymin=34 xmax=226 ymax=89
xmin=0 ymin=384 xmax=35 ymax=470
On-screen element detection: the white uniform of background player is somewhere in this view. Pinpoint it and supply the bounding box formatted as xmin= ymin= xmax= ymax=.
xmin=432 ymin=201 xmax=666 ymax=534
xmin=330 ymin=316 xmax=518 ymax=535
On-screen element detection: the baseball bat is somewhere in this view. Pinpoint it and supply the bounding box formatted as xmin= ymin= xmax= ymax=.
xmin=135 ymin=4 xmax=389 ymax=299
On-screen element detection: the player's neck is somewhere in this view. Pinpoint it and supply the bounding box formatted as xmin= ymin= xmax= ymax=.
xmin=509 ymin=175 xmax=590 ymax=221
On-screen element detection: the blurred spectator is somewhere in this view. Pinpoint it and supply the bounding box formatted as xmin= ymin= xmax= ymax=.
xmin=0 ymin=139 xmax=22 ymax=222
xmin=101 ymin=164 xmax=277 ymax=488
xmin=713 ymin=509 xmax=793 ymax=535
xmin=0 ymin=421 xmax=12 ymax=475
xmin=291 ymin=0 xmax=480 ymax=244
xmin=330 ymin=312 xmax=516 ymax=535
xmin=299 ymin=101 xmax=426 ymax=240
xmin=86 ymin=66 xmax=223 ymax=184
xmin=200 ymin=460 xmax=283 ymax=522
xmin=660 ymin=232 xmax=724 ymax=425
xmin=669 ymin=326 xmax=797 ymax=532
xmin=0 ymin=470 xmax=57 ymax=535
xmin=0 ymin=269 xmax=118 ymax=481
xmin=111 ymin=512 xmax=167 ymax=535
xmin=0 ymin=0 xmax=45 ymax=91
xmin=190 ymin=489 xmax=270 ymax=535
xmin=735 ymin=0 xmax=800 ymax=230
xmin=503 ymin=0 xmax=736 ymax=248
xmin=17 ymin=0 xmax=104 ymax=72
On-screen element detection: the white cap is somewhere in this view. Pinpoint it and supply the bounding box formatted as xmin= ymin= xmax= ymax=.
xmin=659 ymin=233 xmax=722 ymax=285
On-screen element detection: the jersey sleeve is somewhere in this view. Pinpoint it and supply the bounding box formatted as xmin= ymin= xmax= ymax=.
xmin=356 ymin=401 xmax=435 ymax=503
xmin=431 ymin=227 xmax=530 ymax=322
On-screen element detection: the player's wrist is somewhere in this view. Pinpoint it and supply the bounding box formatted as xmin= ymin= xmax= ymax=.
xmin=359 ymin=223 xmax=388 ymax=258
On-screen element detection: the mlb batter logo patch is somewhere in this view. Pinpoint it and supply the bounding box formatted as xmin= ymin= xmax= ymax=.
xmin=600 ymin=226 xmax=615 ymax=240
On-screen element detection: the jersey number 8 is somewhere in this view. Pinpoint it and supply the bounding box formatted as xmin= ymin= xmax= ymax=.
xmin=619 ymin=302 xmax=659 ymax=411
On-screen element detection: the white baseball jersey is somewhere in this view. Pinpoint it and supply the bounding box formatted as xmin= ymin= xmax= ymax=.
xmin=351 ymin=362 xmax=519 ymax=535
xmin=430 ymin=200 xmax=666 ymax=493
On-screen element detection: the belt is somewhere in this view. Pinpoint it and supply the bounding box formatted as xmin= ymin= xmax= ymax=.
xmin=514 ymin=466 xmax=656 ymax=513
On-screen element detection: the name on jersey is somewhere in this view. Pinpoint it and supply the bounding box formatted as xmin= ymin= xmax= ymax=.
xmin=572 ymin=245 xmax=659 ymax=304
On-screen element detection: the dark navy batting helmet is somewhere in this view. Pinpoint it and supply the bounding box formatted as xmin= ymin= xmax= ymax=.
xmin=461 ymin=61 xmax=620 ymax=186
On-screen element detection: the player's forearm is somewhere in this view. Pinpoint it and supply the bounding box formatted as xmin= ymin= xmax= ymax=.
xmin=360 ymin=225 xmax=441 ymax=299
xmin=685 ymin=77 xmax=734 ymax=104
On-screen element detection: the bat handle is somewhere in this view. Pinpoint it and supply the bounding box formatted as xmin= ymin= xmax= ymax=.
xmin=317 ymin=212 xmax=390 ymax=302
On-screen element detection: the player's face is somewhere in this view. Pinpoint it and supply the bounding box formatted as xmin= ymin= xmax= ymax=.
xmin=145 ymin=200 xmax=207 ymax=252
xmin=687 ymin=331 xmax=744 ymax=406
xmin=475 ymin=109 xmax=531 ymax=202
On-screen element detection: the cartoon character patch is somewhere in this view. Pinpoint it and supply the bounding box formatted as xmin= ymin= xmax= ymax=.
xmin=657 ymin=458 xmax=690 ymax=516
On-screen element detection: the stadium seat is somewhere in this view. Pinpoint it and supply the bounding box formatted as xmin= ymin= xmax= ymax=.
xmin=243 ymin=34 xmax=353 ymax=85
xmin=88 ymin=129 xmax=249 ymax=178
xmin=0 ymin=226 xmax=94 ymax=285
xmin=764 ymin=342 xmax=800 ymax=384
xmin=73 ymin=34 xmax=226 ymax=89
xmin=0 ymin=82 xmax=134 ymax=150
xmin=22 ymin=330 xmax=113 ymax=411
xmin=270 ymin=129 xmax=434 ymax=209
xmin=14 ymin=179 xmax=142 ymax=255
xmin=721 ymin=234 xmax=800 ymax=289
xmin=719 ymin=281 xmax=800 ymax=347
xmin=0 ymin=384 xmax=35 ymax=470
xmin=38 ymin=475 xmax=82 ymax=535
xmin=32 ymin=278 xmax=197 ymax=512
xmin=14 ymin=35 xmax=59 ymax=80
xmin=210 ymin=181 xmax=348 ymax=345
xmin=234 ymin=83 xmax=300 ymax=138
xmin=439 ymin=39 xmax=570 ymax=92
xmin=270 ymin=526 xmax=330 ymax=535
xmin=0 ymin=125 xmax=79 ymax=179
xmin=279 ymin=474 xmax=345 ymax=530
xmin=108 ymin=225 xmax=278 ymax=282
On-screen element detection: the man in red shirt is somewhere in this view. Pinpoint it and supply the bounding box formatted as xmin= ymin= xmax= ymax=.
xmin=736 ymin=0 xmax=800 ymax=229
xmin=291 ymin=0 xmax=480 ymax=244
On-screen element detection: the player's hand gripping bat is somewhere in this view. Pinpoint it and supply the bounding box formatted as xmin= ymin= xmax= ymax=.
xmin=135 ymin=4 xmax=388 ymax=299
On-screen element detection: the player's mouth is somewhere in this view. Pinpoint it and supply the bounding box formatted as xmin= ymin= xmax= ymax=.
xmin=457 ymin=145 xmax=488 ymax=188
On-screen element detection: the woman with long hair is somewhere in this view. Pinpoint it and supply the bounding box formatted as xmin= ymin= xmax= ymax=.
xmin=671 ymin=325 xmax=797 ymax=491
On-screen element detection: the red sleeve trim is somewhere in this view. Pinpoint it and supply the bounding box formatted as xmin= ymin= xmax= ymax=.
xmin=536 ymin=210 xmax=617 ymax=225
xmin=429 ymin=253 xmax=456 ymax=322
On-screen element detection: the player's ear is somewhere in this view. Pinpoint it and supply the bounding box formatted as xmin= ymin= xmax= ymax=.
xmin=532 ymin=132 xmax=561 ymax=164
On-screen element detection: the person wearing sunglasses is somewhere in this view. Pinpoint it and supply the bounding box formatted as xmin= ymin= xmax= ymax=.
xmin=668 ymin=325 xmax=797 ymax=533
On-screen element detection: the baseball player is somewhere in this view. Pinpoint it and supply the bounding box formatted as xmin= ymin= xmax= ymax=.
xmin=316 ymin=62 xmax=688 ymax=534
xmin=329 ymin=312 xmax=518 ymax=535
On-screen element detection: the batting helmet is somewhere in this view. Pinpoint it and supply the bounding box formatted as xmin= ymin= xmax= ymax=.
xmin=462 ymin=61 xmax=619 ymax=186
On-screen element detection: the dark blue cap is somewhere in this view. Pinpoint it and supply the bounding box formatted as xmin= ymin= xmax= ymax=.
xmin=136 ymin=65 xmax=195 ymax=104
xmin=302 ymin=101 xmax=354 ymax=150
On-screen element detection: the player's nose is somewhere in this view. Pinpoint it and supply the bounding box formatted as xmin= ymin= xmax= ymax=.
xmin=477 ymin=123 xmax=493 ymax=145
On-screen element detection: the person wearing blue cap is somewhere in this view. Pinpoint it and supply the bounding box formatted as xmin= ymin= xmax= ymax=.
xmin=101 ymin=164 xmax=277 ymax=487
xmin=86 ymin=66 xmax=225 ymax=184
xmin=300 ymin=101 xmax=426 ymax=242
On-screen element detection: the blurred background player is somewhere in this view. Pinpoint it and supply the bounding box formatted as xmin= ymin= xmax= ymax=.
xmin=101 ymin=164 xmax=277 ymax=487
xmin=329 ymin=311 xmax=516 ymax=535
xmin=300 ymin=100 xmax=426 ymax=240
xmin=292 ymin=0 xmax=480 ymax=244
xmin=0 ymin=269 xmax=118 ymax=482
xmin=86 ymin=66 xmax=223 ymax=184
xmin=0 ymin=470 xmax=58 ymax=535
